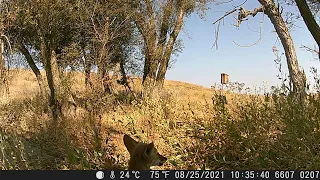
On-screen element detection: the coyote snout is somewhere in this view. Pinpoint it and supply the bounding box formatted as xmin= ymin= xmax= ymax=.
xmin=123 ymin=134 xmax=167 ymax=170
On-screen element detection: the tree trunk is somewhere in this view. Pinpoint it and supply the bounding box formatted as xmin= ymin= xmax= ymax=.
xmin=84 ymin=61 xmax=92 ymax=89
xmin=50 ymin=50 xmax=61 ymax=93
xmin=18 ymin=40 xmax=46 ymax=97
xmin=156 ymin=6 xmax=184 ymax=87
xmin=98 ymin=59 xmax=112 ymax=94
xmin=155 ymin=44 xmax=173 ymax=88
xmin=142 ymin=53 xmax=158 ymax=94
xmin=82 ymin=48 xmax=92 ymax=89
xmin=0 ymin=38 xmax=4 ymax=74
xmin=135 ymin=0 xmax=158 ymax=94
xmin=119 ymin=58 xmax=132 ymax=92
xmin=0 ymin=34 xmax=9 ymax=98
xmin=0 ymin=38 xmax=7 ymax=97
xmin=258 ymin=0 xmax=306 ymax=98
xmin=109 ymin=62 xmax=121 ymax=94
xmin=294 ymin=0 xmax=320 ymax=59
xmin=39 ymin=35 xmax=60 ymax=121
xmin=97 ymin=42 xmax=110 ymax=93
xmin=103 ymin=70 xmax=112 ymax=94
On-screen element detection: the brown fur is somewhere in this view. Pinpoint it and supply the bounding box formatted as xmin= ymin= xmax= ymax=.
xmin=123 ymin=134 xmax=167 ymax=170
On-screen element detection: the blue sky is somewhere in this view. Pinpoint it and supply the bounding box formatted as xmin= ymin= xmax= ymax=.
xmin=165 ymin=1 xmax=318 ymax=91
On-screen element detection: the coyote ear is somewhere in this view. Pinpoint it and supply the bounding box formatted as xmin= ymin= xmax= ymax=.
xmin=145 ymin=142 xmax=154 ymax=156
xmin=123 ymin=134 xmax=138 ymax=155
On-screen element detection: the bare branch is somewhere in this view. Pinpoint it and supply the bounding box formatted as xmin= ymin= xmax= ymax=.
xmin=232 ymin=22 xmax=263 ymax=47
xmin=212 ymin=4 xmax=265 ymax=49
xmin=300 ymin=45 xmax=319 ymax=55
xmin=213 ymin=9 xmax=237 ymax=24
xmin=236 ymin=6 xmax=264 ymax=27
xmin=216 ymin=0 xmax=234 ymax=5
xmin=232 ymin=0 xmax=249 ymax=9
xmin=212 ymin=21 xmax=221 ymax=50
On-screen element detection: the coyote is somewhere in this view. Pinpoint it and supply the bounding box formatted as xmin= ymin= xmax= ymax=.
xmin=123 ymin=134 xmax=167 ymax=170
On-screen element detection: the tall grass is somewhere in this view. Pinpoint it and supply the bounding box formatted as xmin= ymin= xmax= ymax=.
xmin=0 ymin=70 xmax=320 ymax=170
xmin=193 ymin=82 xmax=320 ymax=169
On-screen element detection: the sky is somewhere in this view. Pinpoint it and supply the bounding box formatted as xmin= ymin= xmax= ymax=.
xmin=165 ymin=0 xmax=319 ymax=91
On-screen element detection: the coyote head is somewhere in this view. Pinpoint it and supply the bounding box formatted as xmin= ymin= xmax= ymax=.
xmin=123 ymin=134 xmax=167 ymax=170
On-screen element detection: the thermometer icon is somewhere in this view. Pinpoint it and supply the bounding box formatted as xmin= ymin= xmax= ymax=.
xmin=110 ymin=170 xmax=115 ymax=179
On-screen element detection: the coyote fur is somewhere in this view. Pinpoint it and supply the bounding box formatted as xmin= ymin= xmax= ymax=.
xmin=123 ymin=134 xmax=167 ymax=170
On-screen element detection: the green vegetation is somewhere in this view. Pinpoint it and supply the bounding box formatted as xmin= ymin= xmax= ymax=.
xmin=1 ymin=70 xmax=320 ymax=170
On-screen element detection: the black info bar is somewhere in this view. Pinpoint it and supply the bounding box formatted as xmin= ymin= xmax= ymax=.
xmin=0 ymin=170 xmax=319 ymax=180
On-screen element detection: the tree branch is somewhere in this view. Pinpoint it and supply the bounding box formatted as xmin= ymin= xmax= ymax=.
xmin=213 ymin=9 xmax=237 ymax=24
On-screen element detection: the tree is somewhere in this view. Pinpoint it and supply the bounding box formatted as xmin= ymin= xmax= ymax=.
xmin=294 ymin=0 xmax=320 ymax=59
xmin=74 ymin=0 xmax=134 ymax=94
xmin=258 ymin=0 xmax=307 ymax=98
xmin=129 ymin=0 xmax=209 ymax=94
xmin=7 ymin=1 xmax=47 ymax=98
xmin=0 ymin=0 xmax=12 ymax=97
xmin=16 ymin=40 xmax=46 ymax=98
xmin=8 ymin=0 xmax=77 ymax=120
xmin=214 ymin=1 xmax=307 ymax=99
xmin=155 ymin=0 xmax=186 ymax=87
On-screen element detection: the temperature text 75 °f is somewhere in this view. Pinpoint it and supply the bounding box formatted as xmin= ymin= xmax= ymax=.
xmin=150 ymin=171 xmax=170 ymax=179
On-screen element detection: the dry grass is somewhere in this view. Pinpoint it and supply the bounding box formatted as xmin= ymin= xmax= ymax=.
xmin=1 ymin=69 xmax=320 ymax=170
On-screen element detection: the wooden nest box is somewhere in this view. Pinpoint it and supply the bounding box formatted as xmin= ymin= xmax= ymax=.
xmin=221 ymin=73 xmax=229 ymax=84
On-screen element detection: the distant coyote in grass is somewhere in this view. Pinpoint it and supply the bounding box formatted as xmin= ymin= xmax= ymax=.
xmin=123 ymin=134 xmax=167 ymax=170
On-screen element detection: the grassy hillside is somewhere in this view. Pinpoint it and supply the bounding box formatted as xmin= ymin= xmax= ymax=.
xmin=0 ymin=69 xmax=320 ymax=170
